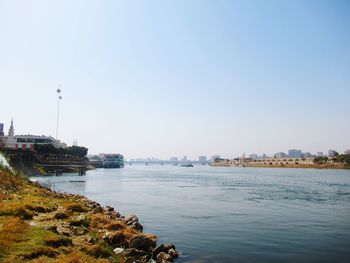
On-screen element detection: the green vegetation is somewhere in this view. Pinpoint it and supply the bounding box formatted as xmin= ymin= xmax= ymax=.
xmin=313 ymin=156 xmax=329 ymax=164
xmin=332 ymin=154 xmax=350 ymax=165
xmin=0 ymin=164 xmax=166 ymax=263
xmin=34 ymin=144 xmax=88 ymax=157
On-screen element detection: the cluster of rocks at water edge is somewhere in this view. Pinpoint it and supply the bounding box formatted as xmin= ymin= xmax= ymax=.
xmin=60 ymin=194 xmax=180 ymax=262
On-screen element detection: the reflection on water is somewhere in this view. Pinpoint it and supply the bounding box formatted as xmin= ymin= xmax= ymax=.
xmin=32 ymin=166 xmax=350 ymax=263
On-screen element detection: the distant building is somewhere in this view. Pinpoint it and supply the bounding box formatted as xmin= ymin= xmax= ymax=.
xmin=198 ymin=156 xmax=207 ymax=162
xmin=274 ymin=152 xmax=286 ymax=159
xmin=288 ymin=149 xmax=302 ymax=158
xmin=249 ymin=154 xmax=258 ymax=159
xmin=328 ymin=150 xmax=338 ymax=157
xmin=345 ymin=150 xmax=350 ymax=155
xmin=262 ymin=154 xmax=267 ymax=159
xmin=169 ymin=157 xmax=178 ymax=162
xmin=182 ymin=155 xmax=187 ymax=161
xmin=0 ymin=123 xmax=4 ymax=136
xmin=211 ymin=155 xmax=221 ymax=162
xmin=302 ymin=152 xmax=312 ymax=158
xmin=317 ymin=152 xmax=323 ymax=157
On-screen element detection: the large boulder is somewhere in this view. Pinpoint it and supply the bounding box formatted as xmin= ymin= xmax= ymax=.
xmin=156 ymin=252 xmax=173 ymax=262
xmin=103 ymin=231 xmax=127 ymax=246
xmin=129 ymin=235 xmax=156 ymax=252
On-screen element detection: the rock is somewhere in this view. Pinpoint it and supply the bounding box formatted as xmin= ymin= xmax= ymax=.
xmin=29 ymin=221 xmax=37 ymax=226
xmin=106 ymin=211 xmax=121 ymax=219
xmin=156 ymin=252 xmax=173 ymax=262
xmin=152 ymin=244 xmax=167 ymax=258
xmin=69 ymin=214 xmax=89 ymax=227
xmin=123 ymin=248 xmax=148 ymax=257
xmin=129 ymin=235 xmax=156 ymax=252
xmin=113 ymin=247 xmax=124 ymax=255
xmin=92 ymin=206 xmax=103 ymax=214
xmin=73 ymin=226 xmax=86 ymax=235
xmin=125 ymin=214 xmax=139 ymax=224
xmin=164 ymin=243 xmax=176 ymax=251
xmin=56 ymin=225 xmax=72 ymax=236
xmin=86 ymin=236 xmax=96 ymax=244
xmin=103 ymin=232 xmax=127 ymax=246
xmin=105 ymin=205 xmax=114 ymax=212
xmin=168 ymin=248 xmax=179 ymax=258
xmin=130 ymin=221 xmax=144 ymax=232
xmin=53 ymin=212 xmax=69 ymax=219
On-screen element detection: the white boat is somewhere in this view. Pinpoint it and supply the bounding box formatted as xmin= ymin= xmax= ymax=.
xmin=100 ymin=154 xmax=124 ymax=168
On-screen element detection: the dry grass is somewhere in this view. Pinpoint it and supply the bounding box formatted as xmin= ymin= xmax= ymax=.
xmin=0 ymin=216 xmax=30 ymax=256
xmin=0 ymin=169 xmax=126 ymax=263
xmin=104 ymin=220 xmax=127 ymax=231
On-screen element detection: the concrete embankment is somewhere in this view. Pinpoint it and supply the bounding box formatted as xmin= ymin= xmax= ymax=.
xmin=0 ymin=166 xmax=179 ymax=262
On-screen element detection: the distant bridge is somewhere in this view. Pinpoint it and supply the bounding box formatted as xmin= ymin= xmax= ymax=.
xmin=124 ymin=161 xmax=210 ymax=165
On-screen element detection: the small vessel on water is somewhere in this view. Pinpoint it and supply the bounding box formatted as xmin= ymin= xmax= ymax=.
xmin=100 ymin=154 xmax=124 ymax=168
xmin=180 ymin=163 xmax=194 ymax=167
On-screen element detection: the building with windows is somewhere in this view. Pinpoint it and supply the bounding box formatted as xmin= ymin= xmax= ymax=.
xmin=2 ymin=135 xmax=67 ymax=151
xmin=288 ymin=149 xmax=302 ymax=158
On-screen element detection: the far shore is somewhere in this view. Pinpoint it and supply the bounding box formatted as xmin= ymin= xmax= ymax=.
xmin=210 ymin=160 xmax=350 ymax=169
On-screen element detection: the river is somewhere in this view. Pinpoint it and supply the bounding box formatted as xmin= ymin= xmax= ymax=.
xmin=32 ymin=165 xmax=350 ymax=263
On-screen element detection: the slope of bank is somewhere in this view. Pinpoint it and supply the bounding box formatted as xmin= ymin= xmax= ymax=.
xmin=0 ymin=167 xmax=178 ymax=263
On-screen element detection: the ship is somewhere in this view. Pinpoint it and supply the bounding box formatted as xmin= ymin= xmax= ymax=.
xmin=100 ymin=154 xmax=124 ymax=168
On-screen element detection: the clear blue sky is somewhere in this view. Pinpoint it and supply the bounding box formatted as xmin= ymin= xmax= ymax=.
xmin=0 ymin=0 xmax=349 ymax=159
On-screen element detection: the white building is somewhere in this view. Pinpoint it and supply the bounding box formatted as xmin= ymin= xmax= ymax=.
xmin=2 ymin=135 xmax=66 ymax=151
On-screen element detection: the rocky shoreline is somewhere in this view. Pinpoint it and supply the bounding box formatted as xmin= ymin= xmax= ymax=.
xmin=0 ymin=167 xmax=179 ymax=262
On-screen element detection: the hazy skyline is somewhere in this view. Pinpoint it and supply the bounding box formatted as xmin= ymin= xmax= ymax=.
xmin=1 ymin=0 xmax=349 ymax=159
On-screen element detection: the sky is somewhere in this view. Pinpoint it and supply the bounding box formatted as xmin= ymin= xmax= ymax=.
xmin=0 ymin=0 xmax=349 ymax=160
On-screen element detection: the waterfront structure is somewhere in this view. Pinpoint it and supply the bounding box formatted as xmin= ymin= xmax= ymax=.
xmin=0 ymin=123 xmax=4 ymax=136
xmin=328 ymin=150 xmax=338 ymax=157
xmin=288 ymin=149 xmax=302 ymax=158
xmin=2 ymin=135 xmax=67 ymax=151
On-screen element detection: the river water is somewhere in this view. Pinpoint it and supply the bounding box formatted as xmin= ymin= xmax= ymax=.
xmin=32 ymin=165 xmax=350 ymax=263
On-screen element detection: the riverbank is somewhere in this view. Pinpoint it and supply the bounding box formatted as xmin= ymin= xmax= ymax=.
xmin=0 ymin=167 xmax=179 ymax=262
xmin=210 ymin=160 xmax=350 ymax=169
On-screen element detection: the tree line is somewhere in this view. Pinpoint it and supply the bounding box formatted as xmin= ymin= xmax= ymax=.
xmin=34 ymin=144 xmax=88 ymax=157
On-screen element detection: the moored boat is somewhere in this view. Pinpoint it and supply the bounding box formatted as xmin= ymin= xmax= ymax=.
xmin=100 ymin=153 xmax=124 ymax=168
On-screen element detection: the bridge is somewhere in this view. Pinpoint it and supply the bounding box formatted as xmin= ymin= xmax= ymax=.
xmin=124 ymin=161 xmax=210 ymax=165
